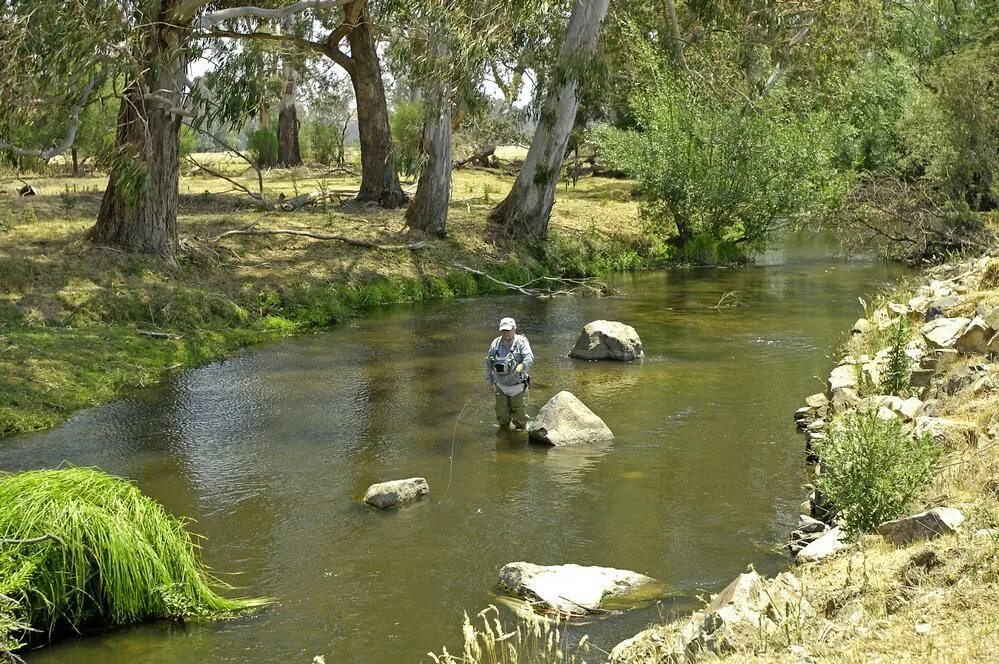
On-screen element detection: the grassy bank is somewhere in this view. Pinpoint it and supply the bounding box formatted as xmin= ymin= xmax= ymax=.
xmin=0 ymin=161 xmax=659 ymax=437
xmin=0 ymin=467 xmax=265 ymax=659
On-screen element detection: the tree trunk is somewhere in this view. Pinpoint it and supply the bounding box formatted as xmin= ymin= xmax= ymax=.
xmin=71 ymin=148 xmax=79 ymax=176
xmin=489 ymin=0 xmax=610 ymax=242
xmin=347 ymin=3 xmax=407 ymax=208
xmin=664 ymin=0 xmax=689 ymax=72
xmin=90 ymin=8 xmax=185 ymax=260
xmin=278 ymin=15 xmax=302 ymax=166
xmin=405 ymin=89 xmax=451 ymax=237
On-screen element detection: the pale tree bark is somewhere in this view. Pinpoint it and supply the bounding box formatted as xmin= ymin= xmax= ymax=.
xmin=90 ymin=2 xmax=188 ymax=261
xmin=278 ymin=15 xmax=303 ymax=166
xmin=405 ymin=73 xmax=452 ymax=236
xmin=489 ymin=0 xmax=610 ymax=242
xmin=663 ymin=0 xmax=689 ymax=72
xmin=345 ymin=1 xmax=407 ymax=208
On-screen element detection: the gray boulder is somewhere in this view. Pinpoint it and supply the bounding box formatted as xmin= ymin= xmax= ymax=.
xmin=363 ymin=477 xmax=429 ymax=508
xmin=796 ymin=526 xmax=848 ymax=562
xmin=921 ymin=317 xmax=971 ymax=349
xmin=499 ymin=562 xmax=657 ymax=615
xmin=569 ymin=320 xmax=644 ymax=361
xmin=528 ymin=391 xmax=613 ymax=447
xmin=878 ymin=507 xmax=965 ymax=546
xmin=955 ymin=316 xmax=993 ymax=355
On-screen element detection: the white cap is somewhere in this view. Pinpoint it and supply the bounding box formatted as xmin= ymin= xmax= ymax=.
xmin=498 ymin=317 xmax=516 ymax=331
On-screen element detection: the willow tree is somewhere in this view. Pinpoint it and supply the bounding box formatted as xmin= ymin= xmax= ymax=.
xmin=0 ymin=0 xmax=352 ymax=260
xmin=489 ymin=0 xmax=611 ymax=243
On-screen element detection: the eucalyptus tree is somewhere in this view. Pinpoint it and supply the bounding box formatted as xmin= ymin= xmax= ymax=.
xmin=210 ymin=0 xmax=408 ymax=207
xmin=489 ymin=0 xmax=611 ymax=243
xmin=0 ymin=0 xmax=351 ymax=260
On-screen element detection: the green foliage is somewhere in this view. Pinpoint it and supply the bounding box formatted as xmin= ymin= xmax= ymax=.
xmin=302 ymin=120 xmax=343 ymax=167
xmin=0 ymin=468 xmax=265 ymax=652
xmin=878 ymin=316 xmax=912 ymax=395
xmin=897 ymin=43 xmax=999 ymax=210
xmin=814 ymin=412 xmax=942 ymax=536
xmin=246 ymin=128 xmax=278 ymax=169
xmin=593 ymin=73 xmax=835 ymax=254
xmin=830 ymin=56 xmax=919 ymax=172
xmin=179 ymin=125 xmax=198 ymax=159
xmin=389 ymin=100 xmax=425 ymax=178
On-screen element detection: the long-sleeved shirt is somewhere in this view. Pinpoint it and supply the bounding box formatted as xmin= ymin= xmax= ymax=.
xmin=485 ymin=334 xmax=534 ymax=395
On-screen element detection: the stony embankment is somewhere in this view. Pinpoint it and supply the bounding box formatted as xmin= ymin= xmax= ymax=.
xmin=610 ymin=252 xmax=999 ymax=663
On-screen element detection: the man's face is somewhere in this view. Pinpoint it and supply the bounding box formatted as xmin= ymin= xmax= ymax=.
xmin=501 ymin=328 xmax=515 ymax=341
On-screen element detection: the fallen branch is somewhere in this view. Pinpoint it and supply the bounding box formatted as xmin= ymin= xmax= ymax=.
xmin=710 ymin=290 xmax=743 ymax=309
xmin=213 ymin=228 xmax=432 ymax=250
xmin=184 ymin=154 xmax=264 ymax=204
xmin=452 ymin=263 xmax=610 ymax=298
xmin=136 ymin=329 xmax=183 ymax=340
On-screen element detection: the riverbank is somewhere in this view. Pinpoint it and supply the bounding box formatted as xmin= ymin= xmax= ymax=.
xmin=0 ymin=164 xmax=659 ymax=437
xmin=610 ymin=247 xmax=999 ymax=662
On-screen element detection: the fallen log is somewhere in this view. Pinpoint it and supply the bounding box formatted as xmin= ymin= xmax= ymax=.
xmin=214 ymin=228 xmax=432 ymax=250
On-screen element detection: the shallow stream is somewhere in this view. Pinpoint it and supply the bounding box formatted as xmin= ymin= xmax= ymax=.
xmin=0 ymin=234 xmax=908 ymax=662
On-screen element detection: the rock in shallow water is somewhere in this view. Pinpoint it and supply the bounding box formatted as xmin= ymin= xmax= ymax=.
xmin=499 ymin=562 xmax=657 ymax=615
xmin=568 ymin=320 xmax=644 ymax=361
xmin=528 ymin=391 xmax=613 ymax=447
xmin=362 ymin=477 xmax=429 ymax=508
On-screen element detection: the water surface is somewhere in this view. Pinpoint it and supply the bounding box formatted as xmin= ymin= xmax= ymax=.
xmin=0 ymin=234 xmax=907 ymax=662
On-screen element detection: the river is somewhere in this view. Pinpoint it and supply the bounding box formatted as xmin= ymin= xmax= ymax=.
xmin=0 ymin=234 xmax=908 ymax=662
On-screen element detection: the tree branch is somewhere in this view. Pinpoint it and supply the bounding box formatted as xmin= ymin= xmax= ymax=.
xmin=197 ymin=0 xmax=352 ymax=30
xmin=213 ymin=228 xmax=433 ymax=250
xmin=207 ymin=29 xmax=328 ymax=57
xmin=184 ymin=154 xmax=264 ymax=203
xmin=0 ymin=75 xmax=102 ymax=159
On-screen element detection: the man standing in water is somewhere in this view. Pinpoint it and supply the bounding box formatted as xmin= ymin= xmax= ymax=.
xmin=485 ymin=317 xmax=534 ymax=430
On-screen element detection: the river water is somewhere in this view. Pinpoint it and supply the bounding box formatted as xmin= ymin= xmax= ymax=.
xmin=0 ymin=234 xmax=907 ymax=662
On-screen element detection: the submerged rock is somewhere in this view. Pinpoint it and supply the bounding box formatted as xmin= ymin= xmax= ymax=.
xmin=362 ymin=477 xmax=429 ymax=508
xmin=528 ymin=391 xmax=613 ymax=447
xmin=498 ymin=562 xmax=657 ymax=615
xmin=568 ymin=320 xmax=644 ymax=361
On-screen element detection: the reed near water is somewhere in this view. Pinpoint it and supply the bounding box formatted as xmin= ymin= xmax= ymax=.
xmin=0 ymin=467 xmax=266 ymax=658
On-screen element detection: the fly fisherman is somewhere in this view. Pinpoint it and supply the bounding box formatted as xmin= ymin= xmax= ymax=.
xmin=485 ymin=317 xmax=534 ymax=430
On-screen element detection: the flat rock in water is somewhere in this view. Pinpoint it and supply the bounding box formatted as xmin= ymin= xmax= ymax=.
xmin=878 ymin=507 xmax=965 ymax=546
xmin=796 ymin=527 xmax=847 ymax=562
xmin=528 ymin=391 xmax=613 ymax=447
xmin=362 ymin=477 xmax=429 ymax=508
xmin=499 ymin=562 xmax=657 ymax=615
xmin=569 ymin=320 xmax=644 ymax=361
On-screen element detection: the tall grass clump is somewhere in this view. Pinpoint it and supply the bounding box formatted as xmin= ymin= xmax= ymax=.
xmin=0 ymin=468 xmax=266 ymax=653
xmin=813 ymin=412 xmax=942 ymax=536
xmin=879 ymin=315 xmax=912 ymax=395
xmin=428 ymin=605 xmax=589 ymax=664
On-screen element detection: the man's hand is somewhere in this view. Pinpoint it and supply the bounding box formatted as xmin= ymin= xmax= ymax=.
xmin=485 ymin=383 xmax=495 ymax=395
xmin=515 ymin=363 xmax=524 ymax=374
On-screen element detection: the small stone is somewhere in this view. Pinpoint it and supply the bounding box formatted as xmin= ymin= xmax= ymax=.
xmin=915 ymin=622 xmax=931 ymax=636
xmin=797 ymin=514 xmax=828 ymax=534
xmin=851 ymin=318 xmax=872 ymax=334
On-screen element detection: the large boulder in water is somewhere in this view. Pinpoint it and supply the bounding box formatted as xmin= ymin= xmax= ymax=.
xmin=528 ymin=391 xmax=613 ymax=447
xmin=499 ymin=562 xmax=657 ymax=615
xmin=363 ymin=477 xmax=429 ymax=508
xmin=569 ymin=320 xmax=644 ymax=361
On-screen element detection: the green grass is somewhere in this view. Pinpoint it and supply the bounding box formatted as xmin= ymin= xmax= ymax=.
xmin=0 ymin=164 xmax=658 ymax=437
xmin=0 ymin=468 xmax=266 ymax=656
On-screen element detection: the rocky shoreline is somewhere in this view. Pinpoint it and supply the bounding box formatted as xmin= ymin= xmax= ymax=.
xmin=610 ymin=250 xmax=999 ymax=663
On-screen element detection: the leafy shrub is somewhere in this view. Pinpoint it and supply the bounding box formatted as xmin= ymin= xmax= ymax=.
xmin=389 ymin=100 xmax=425 ymax=178
xmin=814 ymin=411 xmax=942 ymax=536
xmin=879 ymin=316 xmax=912 ymax=395
xmin=593 ymin=74 xmax=834 ymax=253
xmin=246 ymin=128 xmax=278 ymax=169
xmin=302 ymin=120 xmax=343 ymax=167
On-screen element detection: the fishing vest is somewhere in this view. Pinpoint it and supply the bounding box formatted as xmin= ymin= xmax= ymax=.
xmin=489 ymin=335 xmax=529 ymax=394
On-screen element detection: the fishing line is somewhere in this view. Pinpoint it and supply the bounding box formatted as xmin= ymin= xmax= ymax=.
xmin=439 ymin=396 xmax=474 ymax=502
